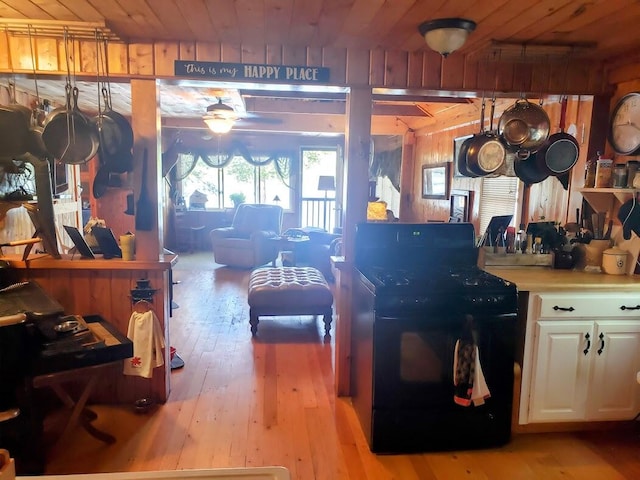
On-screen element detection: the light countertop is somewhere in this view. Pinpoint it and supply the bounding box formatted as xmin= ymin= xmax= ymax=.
xmin=484 ymin=267 xmax=640 ymax=292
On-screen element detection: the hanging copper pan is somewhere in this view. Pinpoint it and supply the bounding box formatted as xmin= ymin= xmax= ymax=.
xmin=498 ymin=98 xmax=551 ymax=158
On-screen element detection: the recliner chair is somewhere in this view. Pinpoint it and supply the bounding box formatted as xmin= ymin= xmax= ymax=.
xmin=210 ymin=203 xmax=283 ymax=268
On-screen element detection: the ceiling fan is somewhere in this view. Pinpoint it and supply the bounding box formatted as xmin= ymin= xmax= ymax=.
xmin=202 ymin=98 xmax=239 ymax=134
xmin=202 ymin=96 xmax=283 ymax=134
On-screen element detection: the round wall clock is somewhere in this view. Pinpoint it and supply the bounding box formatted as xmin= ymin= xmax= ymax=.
xmin=609 ymin=92 xmax=640 ymax=155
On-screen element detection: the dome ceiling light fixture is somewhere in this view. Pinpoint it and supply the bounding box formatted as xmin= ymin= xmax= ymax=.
xmin=418 ymin=18 xmax=477 ymax=58
xmin=203 ymin=98 xmax=239 ymax=134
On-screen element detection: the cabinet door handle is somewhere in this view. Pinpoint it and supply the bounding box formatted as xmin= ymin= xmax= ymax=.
xmin=553 ymin=305 xmax=575 ymax=312
xmin=583 ymin=332 xmax=591 ymax=355
xmin=620 ymin=305 xmax=640 ymax=310
xmin=597 ymin=332 xmax=605 ymax=355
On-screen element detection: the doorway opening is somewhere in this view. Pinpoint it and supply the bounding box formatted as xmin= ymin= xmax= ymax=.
xmin=300 ymin=148 xmax=338 ymax=232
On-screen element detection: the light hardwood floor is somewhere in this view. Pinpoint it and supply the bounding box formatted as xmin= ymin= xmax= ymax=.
xmin=42 ymin=253 xmax=640 ymax=479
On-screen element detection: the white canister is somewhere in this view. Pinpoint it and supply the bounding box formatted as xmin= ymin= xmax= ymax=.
xmin=601 ymin=247 xmax=629 ymax=275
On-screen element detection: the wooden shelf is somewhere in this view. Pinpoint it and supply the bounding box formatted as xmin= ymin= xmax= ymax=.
xmin=578 ymin=188 xmax=637 ymax=212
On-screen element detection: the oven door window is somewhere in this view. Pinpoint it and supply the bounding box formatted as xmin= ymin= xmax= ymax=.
xmin=373 ymin=314 xmax=514 ymax=410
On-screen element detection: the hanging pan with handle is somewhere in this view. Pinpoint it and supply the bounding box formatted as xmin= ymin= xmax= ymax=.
xmin=97 ymin=87 xmax=134 ymax=172
xmin=42 ymin=85 xmax=100 ymax=165
xmin=0 ymin=81 xmax=31 ymax=158
xmin=533 ymin=96 xmax=579 ymax=175
xmin=465 ymin=96 xmax=506 ymax=176
xmin=456 ymin=98 xmax=484 ymax=178
xmin=498 ymin=97 xmax=551 ymax=159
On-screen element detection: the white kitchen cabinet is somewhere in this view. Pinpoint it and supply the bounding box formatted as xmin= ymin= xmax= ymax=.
xmin=520 ymin=292 xmax=640 ymax=424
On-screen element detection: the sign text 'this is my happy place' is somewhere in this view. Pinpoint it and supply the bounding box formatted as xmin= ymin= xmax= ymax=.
xmin=174 ymin=61 xmax=330 ymax=83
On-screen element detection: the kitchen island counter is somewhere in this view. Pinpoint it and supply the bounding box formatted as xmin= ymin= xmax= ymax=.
xmin=484 ymin=267 xmax=640 ymax=292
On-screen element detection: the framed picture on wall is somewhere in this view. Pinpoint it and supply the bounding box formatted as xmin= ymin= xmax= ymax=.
xmin=422 ymin=163 xmax=450 ymax=200
xmin=449 ymin=189 xmax=471 ymax=222
xmin=453 ymin=135 xmax=473 ymax=178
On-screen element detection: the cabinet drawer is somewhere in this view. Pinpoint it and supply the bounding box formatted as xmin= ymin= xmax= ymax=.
xmin=534 ymin=293 xmax=640 ymax=319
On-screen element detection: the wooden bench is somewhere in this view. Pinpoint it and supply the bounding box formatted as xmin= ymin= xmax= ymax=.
xmin=247 ymin=267 xmax=333 ymax=336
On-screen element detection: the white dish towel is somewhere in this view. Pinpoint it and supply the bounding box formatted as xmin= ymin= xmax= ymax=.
xmin=471 ymin=346 xmax=491 ymax=406
xmin=123 ymin=310 xmax=165 ymax=378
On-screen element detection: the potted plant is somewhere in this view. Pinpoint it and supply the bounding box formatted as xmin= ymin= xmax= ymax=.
xmin=229 ymin=192 xmax=246 ymax=208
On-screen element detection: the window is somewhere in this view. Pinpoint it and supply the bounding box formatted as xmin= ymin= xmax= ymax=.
xmin=176 ymin=149 xmax=292 ymax=210
xmin=478 ymin=176 xmax=520 ymax=239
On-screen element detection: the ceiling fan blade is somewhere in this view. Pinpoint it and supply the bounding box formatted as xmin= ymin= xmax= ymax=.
xmin=236 ymin=116 xmax=283 ymax=125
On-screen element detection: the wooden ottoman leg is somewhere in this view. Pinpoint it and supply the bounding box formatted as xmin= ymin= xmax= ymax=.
xmin=322 ymin=308 xmax=332 ymax=336
xmin=250 ymin=309 xmax=259 ymax=336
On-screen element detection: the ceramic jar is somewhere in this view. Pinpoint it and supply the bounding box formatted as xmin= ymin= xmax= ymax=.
xmin=601 ymin=247 xmax=629 ymax=275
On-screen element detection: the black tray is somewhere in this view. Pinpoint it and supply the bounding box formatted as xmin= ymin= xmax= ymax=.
xmin=31 ymin=315 xmax=133 ymax=375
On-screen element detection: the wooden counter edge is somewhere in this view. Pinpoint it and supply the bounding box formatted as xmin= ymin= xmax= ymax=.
xmin=1 ymin=253 xmax=178 ymax=271
xmin=484 ymin=266 xmax=640 ymax=292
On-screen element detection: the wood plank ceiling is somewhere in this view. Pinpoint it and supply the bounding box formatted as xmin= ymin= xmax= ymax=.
xmin=2 ymin=0 xmax=640 ymax=135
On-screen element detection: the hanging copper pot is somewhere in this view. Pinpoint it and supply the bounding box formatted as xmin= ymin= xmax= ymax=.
xmin=498 ymin=98 xmax=551 ymax=157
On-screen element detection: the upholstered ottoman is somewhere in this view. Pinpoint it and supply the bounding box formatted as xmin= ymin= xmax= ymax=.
xmin=248 ymin=267 xmax=333 ymax=336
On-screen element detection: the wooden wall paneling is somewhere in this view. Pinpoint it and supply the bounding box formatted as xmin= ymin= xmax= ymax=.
xmin=154 ymin=42 xmax=179 ymax=76
xmin=8 ymin=35 xmax=33 ymax=71
xmin=282 ymin=44 xmax=308 ymax=67
xmin=530 ymin=62 xmax=551 ymax=97
xmin=422 ymin=50 xmax=442 ymax=90
xmin=368 ymin=49 xmax=386 ymax=86
xmin=383 ymin=50 xmax=408 ymax=87
xmin=37 ymin=37 xmax=59 ymax=71
xmin=463 ymin=58 xmax=479 ymax=91
xmin=511 ymin=62 xmax=532 ymax=95
xmin=128 ymin=43 xmax=155 ymax=76
xmin=220 ymin=43 xmax=242 ymax=63
xmin=321 ymin=47 xmax=347 ymax=84
xmin=0 ymin=31 xmax=8 ymax=71
xmin=196 ymin=42 xmax=222 ymax=62
xmin=306 ymin=46 xmax=323 ymax=71
xmin=79 ymin=39 xmax=98 ymax=74
xmin=179 ymin=42 xmax=196 ymax=61
xmin=441 ymin=54 xmax=465 ymax=90
xmin=548 ymin=61 xmax=567 ymax=93
xmin=265 ymin=44 xmax=283 ymax=65
xmin=241 ymin=44 xmax=267 ymax=64
xmin=406 ymin=51 xmax=424 ymax=88
xmin=106 ymin=42 xmax=129 ymax=75
xmin=345 ymin=48 xmax=369 ymax=86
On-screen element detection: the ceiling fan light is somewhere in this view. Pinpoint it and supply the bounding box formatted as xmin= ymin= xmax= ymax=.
xmin=203 ymin=116 xmax=236 ymax=134
xmin=418 ymin=18 xmax=476 ymax=57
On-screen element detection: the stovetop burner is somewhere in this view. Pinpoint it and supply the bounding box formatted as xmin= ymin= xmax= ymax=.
xmin=364 ymin=266 xmax=509 ymax=291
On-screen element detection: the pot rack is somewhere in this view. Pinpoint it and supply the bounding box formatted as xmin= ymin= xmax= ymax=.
xmin=471 ymin=40 xmax=597 ymax=63
xmin=0 ymin=18 xmax=121 ymax=41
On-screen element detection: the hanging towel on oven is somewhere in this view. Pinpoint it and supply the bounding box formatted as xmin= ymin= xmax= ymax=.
xmin=453 ymin=323 xmax=491 ymax=406
xmin=123 ymin=310 xmax=165 ymax=378
xmin=453 ymin=338 xmax=475 ymax=406
xmin=470 ymin=346 xmax=491 ymax=406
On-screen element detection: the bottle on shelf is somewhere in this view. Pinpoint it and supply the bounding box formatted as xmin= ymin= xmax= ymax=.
xmin=584 ymin=151 xmax=598 ymax=188
xmin=594 ymin=154 xmax=613 ymax=188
